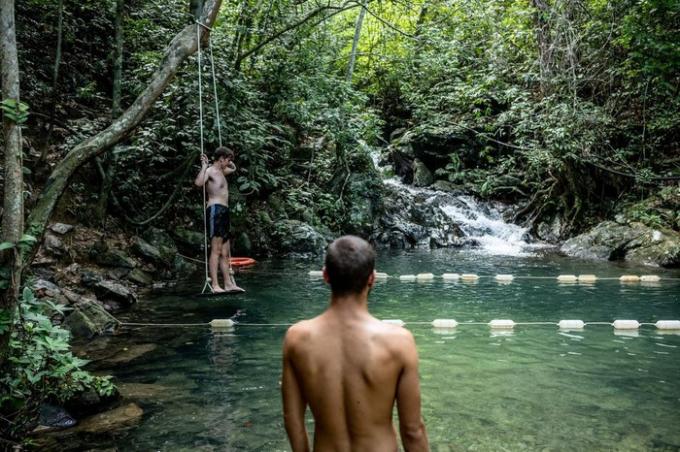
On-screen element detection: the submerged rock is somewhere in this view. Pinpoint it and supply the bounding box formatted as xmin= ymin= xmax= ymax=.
xmin=562 ymin=221 xmax=680 ymax=267
xmin=64 ymin=388 xmax=121 ymax=419
xmin=102 ymin=343 xmax=157 ymax=365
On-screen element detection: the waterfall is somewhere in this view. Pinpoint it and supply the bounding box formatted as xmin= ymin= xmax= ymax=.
xmin=373 ymin=150 xmax=543 ymax=256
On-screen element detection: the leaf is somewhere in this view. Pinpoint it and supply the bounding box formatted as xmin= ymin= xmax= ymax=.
xmin=0 ymin=242 xmax=16 ymax=251
xmin=18 ymin=234 xmax=37 ymax=245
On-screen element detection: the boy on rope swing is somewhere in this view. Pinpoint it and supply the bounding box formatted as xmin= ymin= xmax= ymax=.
xmin=194 ymin=147 xmax=245 ymax=293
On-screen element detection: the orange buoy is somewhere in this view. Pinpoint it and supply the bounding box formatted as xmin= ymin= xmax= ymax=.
xmin=229 ymin=257 xmax=256 ymax=267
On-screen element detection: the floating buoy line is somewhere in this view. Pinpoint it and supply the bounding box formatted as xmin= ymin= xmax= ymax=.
xmin=118 ymin=318 xmax=680 ymax=334
xmin=307 ymin=271 xmax=677 ymax=283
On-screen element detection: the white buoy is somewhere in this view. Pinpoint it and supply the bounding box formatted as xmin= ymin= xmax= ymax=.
xmin=578 ymin=274 xmax=598 ymax=283
xmin=308 ymin=270 xmax=323 ymax=277
xmin=619 ymin=275 xmax=640 ymax=283
xmin=558 ymin=320 xmax=585 ymax=330
xmin=489 ymin=319 xmax=515 ymax=329
xmin=382 ymin=319 xmax=405 ymax=327
xmin=613 ymin=320 xmax=640 ymax=330
xmin=210 ymin=319 xmax=235 ymax=328
xmin=461 ymin=273 xmax=479 ymax=281
xmin=399 ymin=275 xmax=416 ymax=281
xmin=495 ymin=274 xmax=514 ymax=282
xmin=640 ymin=275 xmax=661 ymax=282
xmin=557 ymin=275 xmax=577 ymax=282
xmin=655 ymin=320 xmax=680 ymax=330
xmin=441 ymin=273 xmax=460 ymax=281
xmin=416 ymin=273 xmax=435 ymax=281
xmin=374 ymin=272 xmax=389 ymax=280
xmin=432 ymin=319 xmax=458 ymax=328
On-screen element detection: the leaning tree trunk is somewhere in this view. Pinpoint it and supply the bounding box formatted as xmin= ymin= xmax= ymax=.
xmin=346 ymin=0 xmax=367 ymax=83
xmin=0 ymin=0 xmax=24 ymax=365
xmin=23 ymin=0 xmax=223 ymax=267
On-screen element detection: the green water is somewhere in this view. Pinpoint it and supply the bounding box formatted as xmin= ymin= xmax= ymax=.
xmin=89 ymin=250 xmax=680 ymax=451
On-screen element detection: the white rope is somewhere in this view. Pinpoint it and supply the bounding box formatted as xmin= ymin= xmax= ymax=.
xmin=197 ymin=23 xmax=210 ymax=294
xmin=208 ymin=33 xmax=223 ymax=147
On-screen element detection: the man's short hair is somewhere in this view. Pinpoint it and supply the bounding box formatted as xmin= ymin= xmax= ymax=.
xmin=214 ymin=146 xmax=235 ymax=161
xmin=324 ymin=236 xmax=375 ymax=296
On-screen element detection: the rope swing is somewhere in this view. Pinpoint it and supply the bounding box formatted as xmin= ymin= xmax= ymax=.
xmin=196 ymin=21 xmax=224 ymax=294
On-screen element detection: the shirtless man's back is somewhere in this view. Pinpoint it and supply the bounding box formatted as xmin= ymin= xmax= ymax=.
xmin=282 ymin=236 xmax=429 ymax=452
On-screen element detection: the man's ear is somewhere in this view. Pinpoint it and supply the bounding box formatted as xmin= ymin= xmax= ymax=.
xmin=367 ymin=271 xmax=376 ymax=287
xmin=322 ymin=266 xmax=330 ymax=285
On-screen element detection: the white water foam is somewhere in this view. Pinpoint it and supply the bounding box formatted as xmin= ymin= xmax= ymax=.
xmin=383 ymin=177 xmax=542 ymax=256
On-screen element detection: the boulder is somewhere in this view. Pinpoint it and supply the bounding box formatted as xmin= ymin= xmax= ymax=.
xmin=562 ymin=221 xmax=680 ymax=267
xmin=536 ymin=216 xmax=563 ymax=243
xmin=173 ymin=255 xmax=197 ymax=276
xmin=33 ymin=279 xmax=61 ymax=298
xmin=43 ymin=232 xmax=67 ymax=256
xmin=63 ymin=388 xmax=121 ymax=419
xmin=64 ymin=298 xmax=120 ymax=339
xmin=561 ymin=221 xmax=643 ymax=260
xmin=273 ymin=220 xmax=328 ymax=255
xmin=141 ymin=227 xmax=177 ymax=262
xmin=92 ymin=280 xmax=137 ymax=307
xmin=131 ymin=236 xmax=163 ymax=263
xmin=412 ymin=158 xmax=434 ymax=187
xmin=94 ymin=248 xmax=137 ymax=269
xmin=126 ymin=268 xmax=154 ymax=286
xmin=172 ymin=227 xmax=205 ymax=250
xmin=49 ymin=223 xmax=75 ymax=235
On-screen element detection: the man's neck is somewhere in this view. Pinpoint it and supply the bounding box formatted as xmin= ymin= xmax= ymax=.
xmin=328 ymin=292 xmax=370 ymax=316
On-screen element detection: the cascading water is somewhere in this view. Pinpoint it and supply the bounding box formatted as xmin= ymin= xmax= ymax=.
xmin=373 ymin=150 xmax=543 ymax=256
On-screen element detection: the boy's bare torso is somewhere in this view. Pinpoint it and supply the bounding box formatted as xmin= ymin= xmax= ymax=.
xmin=205 ymin=165 xmax=228 ymax=206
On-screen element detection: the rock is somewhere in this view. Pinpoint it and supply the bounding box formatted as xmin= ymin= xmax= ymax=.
xmin=63 ymin=388 xmax=121 ymax=419
xmin=562 ymin=221 xmax=680 ymax=267
xmin=75 ymin=403 xmax=143 ymax=434
xmin=273 ymin=220 xmax=328 ymax=255
xmin=94 ymin=248 xmax=136 ymax=269
xmin=141 ymin=227 xmax=177 ymax=262
xmin=536 ymin=216 xmax=563 ymax=243
xmin=173 ymin=255 xmax=197 ymax=276
xmin=38 ymin=404 xmax=77 ymax=430
xmin=64 ymin=298 xmax=120 ymax=339
xmin=106 ymin=267 xmax=130 ymax=281
xmin=561 ymin=221 xmax=643 ymax=260
xmin=92 ymin=280 xmax=137 ymax=307
xmin=173 ymin=227 xmax=205 ymax=250
xmin=131 ymin=236 xmax=163 ymax=263
xmin=80 ymin=270 xmax=102 ymax=287
xmin=412 ymin=158 xmax=434 ymax=187
xmin=103 ymin=343 xmax=157 ymax=365
xmin=49 ymin=223 xmax=75 ymax=235
xmin=43 ymin=232 xmax=67 ymax=256
xmin=117 ymin=382 xmax=168 ymax=400
xmin=33 ymin=279 xmax=61 ymax=298
xmin=126 ymin=268 xmax=154 ymax=286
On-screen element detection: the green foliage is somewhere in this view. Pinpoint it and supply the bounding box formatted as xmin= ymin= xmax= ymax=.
xmin=1 ymin=287 xmax=115 ymax=440
xmin=0 ymin=99 xmax=30 ymax=124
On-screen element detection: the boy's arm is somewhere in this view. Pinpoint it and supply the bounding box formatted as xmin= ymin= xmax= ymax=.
xmin=396 ymin=331 xmax=429 ymax=452
xmin=194 ymin=154 xmax=210 ymax=186
xmin=282 ymin=329 xmax=310 ymax=452
xmin=223 ymin=161 xmax=236 ymax=176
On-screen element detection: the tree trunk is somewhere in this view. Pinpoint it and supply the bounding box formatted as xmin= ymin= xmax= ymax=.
xmin=22 ymin=0 xmax=223 ymax=268
xmin=346 ymin=1 xmax=367 ymax=83
xmin=96 ymin=0 xmax=125 ymax=224
xmin=0 ymin=0 xmax=24 ymax=365
xmin=190 ymin=0 xmax=204 ymax=20
xmin=532 ymin=0 xmax=553 ymax=94
xmin=38 ymin=0 xmax=64 ymax=164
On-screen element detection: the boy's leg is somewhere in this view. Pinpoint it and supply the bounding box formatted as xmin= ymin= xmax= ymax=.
xmin=210 ymin=236 xmax=225 ymax=292
xmin=220 ymin=239 xmax=244 ymax=292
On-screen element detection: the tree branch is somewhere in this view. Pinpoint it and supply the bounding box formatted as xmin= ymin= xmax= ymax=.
xmin=22 ymin=0 xmax=223 ymax=268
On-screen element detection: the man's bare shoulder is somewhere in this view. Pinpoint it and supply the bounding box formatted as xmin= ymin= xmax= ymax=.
xmin=283 ymin=319 xmax=315 ymax=349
